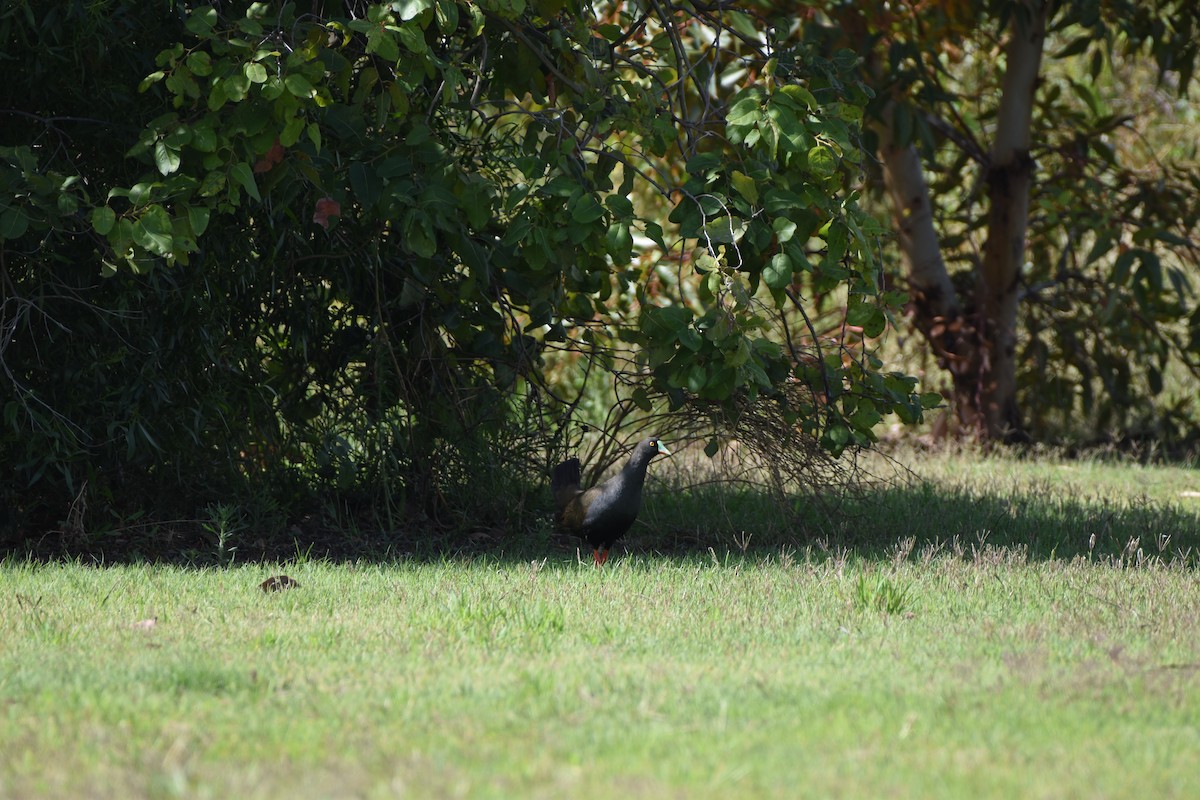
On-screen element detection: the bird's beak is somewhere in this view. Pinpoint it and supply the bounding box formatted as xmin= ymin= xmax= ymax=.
xmin=656 ymin=441 xmax=672 ymax=457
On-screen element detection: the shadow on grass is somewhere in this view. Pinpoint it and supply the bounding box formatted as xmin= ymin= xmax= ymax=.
xmin=634 ymin=473 xmax=1200 ymax=567
xmin=5 ymin=469 xmax=1200 ymax=568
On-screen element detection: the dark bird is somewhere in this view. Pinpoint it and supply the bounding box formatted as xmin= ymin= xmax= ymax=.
xmin=551 ymin=438 xmax=672 ymax=566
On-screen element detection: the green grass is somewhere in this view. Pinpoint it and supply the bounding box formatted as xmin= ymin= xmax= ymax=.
xmin=4 ymin=450 xmax=1200 ymax=798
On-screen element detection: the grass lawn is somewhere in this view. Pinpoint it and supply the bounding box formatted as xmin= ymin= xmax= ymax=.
xmin=4 ymin=450 xmax=1200 ymax=798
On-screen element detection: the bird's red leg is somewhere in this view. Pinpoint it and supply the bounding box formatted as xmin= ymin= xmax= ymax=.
xmin=597 ymin=549 xmax=609 ymax=567
xmin=593 ymin=548 xmax=602 ymax=567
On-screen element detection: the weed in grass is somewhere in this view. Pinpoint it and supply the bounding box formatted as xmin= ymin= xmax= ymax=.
xmin=851 ymin=572 xmax=913 ymax=615
xmin=201 ymin=503 xmax=244 ymax=565
xmin=14 ymin=593 xmax=58 ymax=641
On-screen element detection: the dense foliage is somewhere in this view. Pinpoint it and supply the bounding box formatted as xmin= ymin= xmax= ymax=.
xmin=6 ymin=1 xmax=1198 ymax=549
xmin=812 ymin=0 xmax=1200 ymax=443
xmin=1 ymin=1 xmax=929 ymax=545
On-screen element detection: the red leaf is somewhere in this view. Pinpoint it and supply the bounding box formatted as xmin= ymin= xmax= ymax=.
xmin=253 ymin=138 xmax=286 ymax=174
xmin=313 ymin=197 xmax=341 ymax=230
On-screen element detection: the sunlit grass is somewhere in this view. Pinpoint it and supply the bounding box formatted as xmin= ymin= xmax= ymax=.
xmin=4 ymin=448 xmax=1200 ymax=798
xmin=5 ymin=555 xmax=1200 ymax=797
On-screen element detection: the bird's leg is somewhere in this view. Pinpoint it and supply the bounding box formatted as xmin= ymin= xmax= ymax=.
xmin=592 ymin=548 xmax=602 ymax=567
xmin=595 ymin=549 xmax=609 ymax=567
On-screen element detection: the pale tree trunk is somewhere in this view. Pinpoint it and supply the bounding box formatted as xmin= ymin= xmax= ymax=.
xmin=876 ymin=0 xmax=1047 ymax=442
xmin=974 ymin=0 xmax=1046 ymax=441
xmin=874 ymin=104 xmax=978 ymax=431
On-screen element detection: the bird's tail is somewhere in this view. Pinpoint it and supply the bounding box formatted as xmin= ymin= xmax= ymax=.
xmin=551 ymin=457 xmax=582 ymax=492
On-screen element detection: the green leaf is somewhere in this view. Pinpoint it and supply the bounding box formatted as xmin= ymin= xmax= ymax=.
xmin=403 ymin=211 xmax=436 ymax=257
xmin=187 ymin=205 xmax=211 ymax=237
xmin=845 ymin=300 xmax=872 ymax=326
xmin=57 ymin=193 xmax=80 ymax=217
xmin=1149 ymin=228 xmax=1192 ymax=247
xmin=685 ymin=153 xmax=724 ymax=176
xmin=244 ymin=62 xmax=268 ymax=84
xmin=138 ymin=71 xmax=166 ymax=93
xmin=1167 ymin=266 xmax=1192 ymax=302
xmin=824 ymin=423 xmax=851 ymax=451
xmin=772 ymin=217 xmax=797 ymax=243
xmin=163 ymin=127 xmax=192 ymax=149
xmin=460 ymin=186 xmax=491 ymax=230
xmin=436 ymin=0 xmax=459 ymax=32
xmin=606 ymin=223 xmax=633 ymax=264
xmin=280 ymin=116 xmax=305 ymax=147
xmin=349 ymin=162 xmax=382 ymax=208
xmin=704 ymin=437 xmax=720 ymax=458
xmin=919 ymin=392 xmax=944 ymax=409
xmin=1055 ymin=36 xmax=1091 ymax=59
xmin=91 ymin=206 xmax=116 ymax=236
xmin=121 ymin=182 xmax=154 ymax=207
xmin=154 ymin=141 xmax=181 ymax=175
xmin=1112 ymin=249 xmax=1136 ymax=285
xmin=185 ymin=7 xmax=218 ymax=35
xmin=730 ymin=171 xmax=759 ymax=205
xmin=677 ymin=327 xmax=703 ymax=351
xmin=644 ymin=221 xmax=666 ymax=250
xmin=192 ymin=122 xmax=218 ymax=152
xmin=701 ymin=216 xmax=745 ymax=245
xmin=284 ymin=73 xmax=315 ymax=99
xmin=1136 ymin=250 xmax=1162 ymax=291
xmin=1085 ymin=231 xmax=1116 ymax=265
xmin=807 ymin=145 xmax=836 ymax=176
xmin=779 ymin=84 xmax=818 ymax=110
xmin=1148 ymin=366 xmax=1163 ymax=395
xmin=605 ymin=194 xmax=634 ymax=218
xmin=727 ymin=91 xmax=765 ymax=126
xmin=230 ymin=162 xmax=261 ymax=202
xmin=849 ymin=400 xmax=882 ymax=431
xmin=685 ymin=364 xmax=709 ymax=393
xmin=132 ymin=205 xmax=174 ymax=256
xmin=597 ymin=23 xmax=622 ymax=41
xmin=570 ymin=194 xmax=606 ymax=224
xmin=763 ymin=253 xmax=793 ymax=290
xmin=187 ymin=52 xmax=212 ymax=77
xmin=198 ymin=170 xmax=226 ymax=197
xmin=223 ymin=72 xmax=251 ymax=102
xmin=396 ymin=23 xmax=429 ymax=53
xmin=845 ymin=302 xmax=886 ymax=338
xmin=0 ymin=207 xmax=29 ymax=240
xmin=763 ymin=189 xmax=808 ymax=215
xmin=643 ymin=304 xmax=693 ymax=337
xmin=396 ymin=0 xmax=433 ymax=20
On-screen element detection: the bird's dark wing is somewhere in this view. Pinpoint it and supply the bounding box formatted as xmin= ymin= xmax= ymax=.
xmin=554 ymin=485 xmax=586 ymax=532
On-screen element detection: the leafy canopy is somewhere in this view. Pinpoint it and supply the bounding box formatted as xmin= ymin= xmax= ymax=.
xmin=92 ymin=1 xmax=932 ymax=449
xmin=0 ymin=2 xmax=938 ymax=536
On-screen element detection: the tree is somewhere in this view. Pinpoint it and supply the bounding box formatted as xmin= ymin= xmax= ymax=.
xmin=2 ymin=1 xmax=933 ymax=541
xmin=820 ymin=0 xmax=1200 ymax=442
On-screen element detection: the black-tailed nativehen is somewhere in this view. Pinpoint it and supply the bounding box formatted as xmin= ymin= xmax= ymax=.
xmin=551 ymin=438 xmax=671 ymax=566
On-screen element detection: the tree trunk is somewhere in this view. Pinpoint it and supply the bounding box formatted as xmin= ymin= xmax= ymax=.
xmin=972 ymin=0 xmax=1046 ymax=442
xmin=874 ymin=105 xmax=981 ymax=433
xmin=876 ymin=1 xmax=1047 ymax=442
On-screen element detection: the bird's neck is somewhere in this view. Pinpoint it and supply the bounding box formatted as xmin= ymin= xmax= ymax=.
xmin=621 ymin=452 xmax=653 ymax=487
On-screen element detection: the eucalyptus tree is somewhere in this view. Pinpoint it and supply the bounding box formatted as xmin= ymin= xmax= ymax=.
xmin=817 ymin=0 xmax=1200 ymax=442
